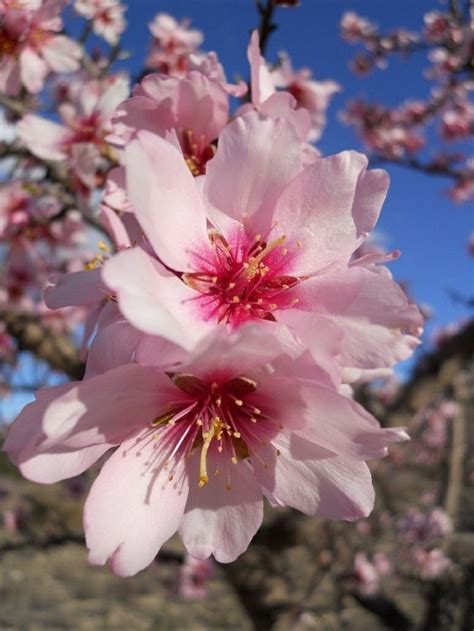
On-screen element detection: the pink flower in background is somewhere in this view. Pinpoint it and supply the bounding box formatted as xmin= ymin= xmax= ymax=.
xmin=413 ymin=548 xmax=452 ymax=579
xmin=0 ymin=0 xmax=82 ymax=95
xmin=110 ymin=70 xmax=230 ymax=176
xmin=0 ymin=181 xmax=60 ymax=241
xmin=271 ymin=50 xmax=341 ymax=142
xmin=353 ymin=552 xmax=391 ymax=595
xmin=103 ymin=112 xmax=422 ymax=381
xmin=74 ymin=0 xmax=126 ymax=45
xmin=340 ymin=12 xmax=377 ymax=43
xmin=178 ymin=554 xmax=214 ymax=600
xmin=18 ymin=74 xmax=129 ymax=188
xmin=146 ymin=12 xmax=203 ymax=76
xmin=5 ymin=323 xmax=408 ymax=575
xmin=397 ymin=507 xmax=452 ymax=544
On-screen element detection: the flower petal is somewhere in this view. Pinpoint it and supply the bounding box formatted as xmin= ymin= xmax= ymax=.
xmin=124 ymin=130 xmax=209 ymax=271
xmin=102 ymin=247 xmax=213 ymax=350
xmin=180 ymin=452 xmax=263 ymax=563
xmin=85 ymin=431 xmax=189 ymax=576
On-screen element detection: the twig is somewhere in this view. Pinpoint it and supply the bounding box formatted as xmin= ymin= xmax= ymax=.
xmin=0 ymin=306 xmax=84 ymax=380
xmin=255 ymin=0 xmax=278 ymax=57
xmin=371 ymin=155 xmax=463 ymax=181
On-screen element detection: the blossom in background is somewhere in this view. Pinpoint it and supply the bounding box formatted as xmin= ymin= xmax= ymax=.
xmin=178 ymin=554 xmax=214 ymax=600
xmin=413 ymin=548 xmax=452 ymax=579
xmin=353 ymin=552 xmax=392 ymax=595
xmin=270 ymin=50 xmax=341 ymax=142
xmin=146 ymin=12 xmax=203 ymax=77
xmin=0 ymin=0 xmax=82 ymax=95
xmin=18 ymin=74 xmax=129 ymax=189
xmin=5 ymin=323 xmax=408 ymax=575
xmin=74 ymin=0 xmax=126 ymax=45
xmin=0 ymin=181 xmax=60 ymax=241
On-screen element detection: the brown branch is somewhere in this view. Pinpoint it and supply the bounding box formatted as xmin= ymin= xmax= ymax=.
xmin=370 ymin=155 xmax=464 ymax=181
xmin=255 ymin=0 xmax=278 ymax=57
xmin=0 ymin=306 xmax=84 ymax=380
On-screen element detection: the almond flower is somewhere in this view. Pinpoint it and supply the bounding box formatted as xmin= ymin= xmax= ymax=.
xmin=103 ymin=111 xmax=422 ymax=383
xmin=18 ymin=74 xmax=129 ymax=188
xmin=109 ymin=70 xmax=231 ymax=176
xmin=5 ymin=324 xmax=408 ymax=575
xmin=0 ymin=0 xmax=82 ymax=95
xmin=74 ymin=0 xmax=126 ymax=45
xmin=146 ymin=12 xmax=203 ymax=77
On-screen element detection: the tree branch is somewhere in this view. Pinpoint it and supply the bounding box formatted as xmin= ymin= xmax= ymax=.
xmin=0 ymin=307 xmax=84 ymax=380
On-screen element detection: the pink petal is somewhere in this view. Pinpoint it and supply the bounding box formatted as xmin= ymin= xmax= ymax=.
xmin=260 ymin=91 xmax=311 ymax=141
xmin=84 ymin=319 xmax=144 ymax=378
xmin=39 ymin=364 xmax=172 ymax=450
xmin=19 ymin=444 xmax=112 ymax=484
xmin=102 ymin=247 xmax=213 ymax=350
xmin=5 ymin=384 xmax=113 ymax=483
xmin=295 ymin=384 xmax=409 ymax=460
xmin=276 ymin=311 xmax=343 ymax=387
xmin=182 ymin=321 xmax=303 ymax=380
xmin=204 ymin=112 xmax=303 ymax=237
xmin=99 ymin=205 xmax=131 ymax=250
xmin=273 ymin=151 xmax=388 ymax=274
xmin=84 ymin=431 xmax=189 ymax=576
xmin=40 ymin=35 xmax=82 ymax=73
xmin=18 ymin=114 xmax=69 ymax=161
xmin=124 ymin=131 xmax=209 ymax=272
xmin=247 ymin=30 xmax=275 ymax=108
xmin=254 ymin=433 xmax=375 ymax=520
xmin=180 ymin=452 xmax=263 ymax=562
xmin=19 ymin=47 xmax=48 ymax=93
xmin=45 ymin=267 xmax=107 ymax=308
xmin=300 ymin=266 xmax=423 ymax=370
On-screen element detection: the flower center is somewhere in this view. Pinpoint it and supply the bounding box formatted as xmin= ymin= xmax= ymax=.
xmin=150 ymin=373 xmax=279 ymax=489
xmin=183 ymin=229 xmax=301 ymax=326
xmin=0 ymin=27 xmax=19 ymax=56
xmin=180 ymin=129 xmax=215 ymax=176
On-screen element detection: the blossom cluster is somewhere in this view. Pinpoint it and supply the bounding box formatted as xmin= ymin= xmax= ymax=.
xmin=352 ymin=505 xmax=453 ymax=596
xmin=340 ymin=6 xmax=474 ymax=205
xmin=2 ymin=3 xmax=424 ymax=577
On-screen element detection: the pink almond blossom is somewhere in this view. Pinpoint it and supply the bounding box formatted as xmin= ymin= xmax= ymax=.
xmin=103 ymin=112 xmax=422 ymax=381
xmin=18 ymin=74 xmax=129 ymax=188
xmin=146 ymin=12 xmax=203 ymax=77
xmin=74 ymin=0 xmax=126 ymax=45
xmin=109 ymin=70 xmax=230 ymax=176
xmin=5 ymin=323 xmax=408 ymax=575
xmin=0 ymin=0 xmax=82 ymax=96
xmin=178 ymin=554 xmax=214 ymax=600
xmin=271 ymin=50 xmax=341 ymax=142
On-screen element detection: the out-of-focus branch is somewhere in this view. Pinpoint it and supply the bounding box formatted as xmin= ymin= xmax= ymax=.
xmin=255 ymin=0 xmax=278 ymax=56
xmin=0 ymin=94 xmax=32 ymax=117
xmin=0 ymin=306 xmax=84 ymax=380
xmin=371 ymin=155 xmax=463 ymax=181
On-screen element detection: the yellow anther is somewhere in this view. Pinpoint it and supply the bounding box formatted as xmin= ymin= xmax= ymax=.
xmin=232 ymin=295 xmax=240 ymax=303
xmin=231 ymin=456 xmax=238 ymax=464
xmin=234 ymin=399 xmax=243 ymax=407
